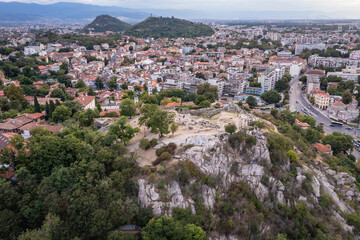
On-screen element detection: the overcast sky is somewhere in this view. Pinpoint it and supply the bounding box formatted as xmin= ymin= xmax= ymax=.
xmin=0 ymin=0 xmax=359 ymax=18
xmin=0 ymin=0 xmax=357 ymax=11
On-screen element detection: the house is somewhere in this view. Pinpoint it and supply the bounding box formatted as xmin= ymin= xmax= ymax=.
xmin=19 ymin=123 xmax=62 ymax=139
xmin=74 ymin=96 xmax=96 ymax=110
xmin=328 ymin=101 xmax=359 ymax=123
xmin=312 ymin=143 xmax=333 ymax=154
xmin=295 ymin=119 xmax=310 ymax=129
xmin=0 ymin=113 xmax=45 ymax=134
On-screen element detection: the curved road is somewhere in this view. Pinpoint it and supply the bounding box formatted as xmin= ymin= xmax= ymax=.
xmin=289 ymin=75 xmax=360 ymax=158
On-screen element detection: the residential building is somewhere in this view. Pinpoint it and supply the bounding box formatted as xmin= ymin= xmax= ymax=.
xmin=259 ymin=67 xmax=285 ymax=92
xmin=305 ymin=69 xmax=325 ymax=95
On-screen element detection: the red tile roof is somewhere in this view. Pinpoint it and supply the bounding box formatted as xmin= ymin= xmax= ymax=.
xmin=312 ymin=143 xmax=332 ymax=152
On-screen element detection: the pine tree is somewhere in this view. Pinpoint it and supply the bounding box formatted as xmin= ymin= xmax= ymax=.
xmin=49 ymin=100 xmax=56 ymax=118
xmin=34 ymin=96 xmax=41 ymax=113
xmin=45 ymin=102 xmax=50 ymax=120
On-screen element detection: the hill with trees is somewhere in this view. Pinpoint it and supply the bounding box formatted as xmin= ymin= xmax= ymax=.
xmin=84 ymin=14 xmax=131 ymax=33
xmin=125 ymin=17 xmax=214 ymax=38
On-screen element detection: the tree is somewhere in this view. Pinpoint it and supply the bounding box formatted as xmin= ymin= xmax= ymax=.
xmin=196 ymin=82 xmax=218 ymax=102
xmin=34 ymin=96 xmax=41 ymax=113
xmin=342 ymin=92 xmax=352 ymax=104
xmin=4 ymin=84 xmax=26 ymax=103
xmin=147 ymin=109 xmax=175 ymax=137
xmin=142 ymin=216 xmax=206 ymax=240
xmin=322 ymin=132 xmax=353 ymax=154
xmin=170 ymin=122 xmax=179 ymax=137
xmin=225 ymin=124 xmax=237 ymax=134
xmin=75 ymin=80 xmax=86 ymax=88
xmin=119 ymin=98 xmax=136 ymax=118
xmin=77 ymin=109 xmax=98 ymax=127
xmin=299 ymin=76 xmax=307 ymax=84
xmin=50 ymin=88 xmax=67 ymax=101
xmin=261 ymin=90 xmax=281 ymax=104
xmin=109 ymin=78 xmax=117 ymax=90
xmin=246 ymin=96 xmax=257 ymax=108
xmin=109 ymin=116 xmax=140 ymax=144
xmin=52 ymin=105 xmax=72 ymax=122
xmin=198 ymin=100 xmax=211 ymax=108
xmin=95 ymin=77 xmax=104 ymax=89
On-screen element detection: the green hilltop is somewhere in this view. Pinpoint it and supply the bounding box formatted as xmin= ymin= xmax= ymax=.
xmin=84 ymin=14 xmax=131 ymax=33
xmin=125 ymin=16 xmax=214 ymax=38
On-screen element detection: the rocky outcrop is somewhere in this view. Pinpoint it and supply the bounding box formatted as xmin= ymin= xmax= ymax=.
xmin=138 ymin=179 xmax=195 ymax=216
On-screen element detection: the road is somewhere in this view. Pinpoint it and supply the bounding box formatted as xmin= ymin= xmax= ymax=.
xmin=288 ymin=75 xmax=360 ymax=158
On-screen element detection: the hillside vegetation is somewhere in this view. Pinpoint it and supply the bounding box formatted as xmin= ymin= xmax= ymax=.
xmin=125 ymin=17 xmax=214 ymax=38
xmin=84 ymin=14 xmax=131 ymax=33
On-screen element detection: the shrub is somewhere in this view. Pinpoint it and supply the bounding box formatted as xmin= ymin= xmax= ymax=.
xmin=139 ymin=138 xmax=151 ymax=150
xmin=156 ymin=147 xmax=166 ymax=156
xmin=228 ymin=131 xmax=245 ymax=148
xmin=165 ymin=142 xmax=177 ymax=155
xmin=225 ymin=124 xmax=237 ymax=134
xmin=245 ymin=135 xmax=257 ymax=146
xmin=160 ymin=151 xmax=171 ymax=161
xmin=150 ymin=138 xmax=158 ymax=147
xmin=249 ymin=121 xmax=265 ymax=129
xmin=153 ymin=151 xmax=172 ymax=166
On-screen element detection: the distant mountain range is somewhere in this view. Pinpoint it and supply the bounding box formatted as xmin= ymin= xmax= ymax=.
xmin=0 ymin=2 xmax=150 ymax=24
xmin=0 ymin=1 xmax=355 ymax=25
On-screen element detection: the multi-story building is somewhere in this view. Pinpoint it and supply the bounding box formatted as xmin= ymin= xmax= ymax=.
xmin=305 ymin=69 xmax=325 ymax=95
xmin=327 ymin=66 xmax=360 ymax=82
xmin=259 ymin=67 xmax=285 ymax=92
xmin=313 ymin=91 xmax=330 ymax=110
xmin=295 ymin=43 xmax=326 ymax=55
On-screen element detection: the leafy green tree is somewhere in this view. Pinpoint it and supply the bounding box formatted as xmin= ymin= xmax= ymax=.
xmin=52 ymin=105 xmax=72 ymax=122
xmin=246 ymin=96 xmax=257 ymax=108
xmin=77 ymin=109 xmax=99 ymax=127
xmin=196 ymin=82 xmax=218 ymax=102
xmin=199 ymin=100 xmax=211 ymax=108
xmin=107 ymin=230 xmax=134 ymax=240
xmin=120 ymin=98 xmax=136 ymax=118
xmin=322 ymin=132 xmax=353 ymax=154
xmin=170 ymin=122 xmax=179 ymax=137
xmin=50 ymin=88 xmax=67 ymax=101
xmin=342 ymin=92 xmax=352 ymax=104
xmin=146 ymin=109 xmax=175 ymax=137
xmin=75 ymin=80 xmax=86 ymax=89
xmin=142 ymin=216 xmax=206 ymax=240
xmin=225 ymin=124 xmax=237 ymax=134
xmin=109 ymin=116 xmax=140 ymax=144
xmin=95 ymin=77 xmax=104 ymax=89
xmin=109 ymin=78 xmax=118 ymax=90
xmin=261 ymin=90 xmax=281 ymax=104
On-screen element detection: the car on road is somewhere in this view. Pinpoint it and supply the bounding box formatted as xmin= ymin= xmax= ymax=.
xmin=330 ymin=124 xmax=336 ymax=127
xmin=346 ymin=127 xmax=353 ymax=130
xmin=319 ymin=122 xmax=324 ymax=125
xmin=296 ymin=101 xmax=298 ymax=103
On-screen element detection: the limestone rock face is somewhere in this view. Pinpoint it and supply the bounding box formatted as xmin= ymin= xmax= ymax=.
xmin=138 ymin=179 xmax=195 ymax=216
xmin=138 ymin=127 xmax=360 ymax=236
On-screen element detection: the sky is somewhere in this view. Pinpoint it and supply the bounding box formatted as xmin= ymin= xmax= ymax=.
xmin=0 ymin=0 xmax=359 ymax=18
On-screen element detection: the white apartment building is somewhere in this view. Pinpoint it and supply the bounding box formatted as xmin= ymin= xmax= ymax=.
xmin=289 ymin=63 xmax=302 ymax=77
xmin=259 ymin=67 xmax=285 ymax=92
xmin=327 ymin=66 xmax=360 ymax=82
xmin=295 ymin=43 xmax=326 ymax=55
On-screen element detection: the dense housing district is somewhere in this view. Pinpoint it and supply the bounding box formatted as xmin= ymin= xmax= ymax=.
xmin=2 ymin=18 xmax=360 ymax=240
